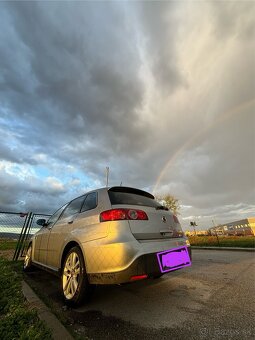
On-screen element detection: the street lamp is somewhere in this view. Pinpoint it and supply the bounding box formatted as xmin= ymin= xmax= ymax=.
xmin=190 ymin=221 xmax=197 ymax=236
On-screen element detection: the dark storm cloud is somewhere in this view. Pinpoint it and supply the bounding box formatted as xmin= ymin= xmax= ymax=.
xmin=1 ymin=1 xmax=148 ymax=162
xmin=137 ymin=1 xmax=186 ymax=93
xmin=0 ymin=169 xmax=67 ymax=213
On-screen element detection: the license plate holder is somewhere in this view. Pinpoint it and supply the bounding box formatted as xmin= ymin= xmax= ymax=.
xmin=157 ymin=246 xmax=191 ymax=273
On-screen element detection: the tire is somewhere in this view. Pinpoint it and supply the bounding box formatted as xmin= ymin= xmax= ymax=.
xmin=153 ymin=274 xmax=163 ymax=279
xmin=23 ymin=244 xmax=34 ymax=272
xmin=61 ymin=246 xmax=93 ymax=306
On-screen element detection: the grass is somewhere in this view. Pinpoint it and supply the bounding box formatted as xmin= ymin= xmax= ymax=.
xmin=188 ymin=235 xmax=255 ymax=248
xmin=24 ymin=274 xmax=86 ymax=339
xmin=0 ymin=239 xmax=18 ymax=250
xmin=0 ymin=257 xmax=52 ymax=339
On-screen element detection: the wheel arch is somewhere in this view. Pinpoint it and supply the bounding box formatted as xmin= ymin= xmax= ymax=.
xmin=61 ymin=241 xmax=82 ymax=270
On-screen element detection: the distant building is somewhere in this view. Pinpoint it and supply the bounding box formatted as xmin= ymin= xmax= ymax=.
xmin=208 ymin=218 xmax=255 ymax=236
xmin=185 ymin=230 xmax=209 ymax=236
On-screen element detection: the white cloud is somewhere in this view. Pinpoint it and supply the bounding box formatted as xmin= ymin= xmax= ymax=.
xmin=0 ymin=160 xmax=35 ymax=180
xmin=45 ymin=177 xmax=65 ymax=192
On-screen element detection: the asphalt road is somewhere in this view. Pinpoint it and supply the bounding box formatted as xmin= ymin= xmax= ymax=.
xmin=25 ymin=249 xmax=255 ymax=340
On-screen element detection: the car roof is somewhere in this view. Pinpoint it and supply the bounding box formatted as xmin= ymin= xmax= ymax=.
xmin=67 ymin=186 xmax=155 ymax=205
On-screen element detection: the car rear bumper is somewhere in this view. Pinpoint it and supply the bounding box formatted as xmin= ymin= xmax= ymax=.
xmin=88 ymin=246 xmax=192 ymax=284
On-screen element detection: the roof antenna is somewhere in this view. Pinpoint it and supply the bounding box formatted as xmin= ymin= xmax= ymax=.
xmin=106 ymin=166 xmax=109 ymax=187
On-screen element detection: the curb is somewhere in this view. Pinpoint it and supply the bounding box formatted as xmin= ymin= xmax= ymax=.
xmin=191 ymin=246 xmax=255 ymax=252
xmin=22 ymin=281 xmax=74 ymax=340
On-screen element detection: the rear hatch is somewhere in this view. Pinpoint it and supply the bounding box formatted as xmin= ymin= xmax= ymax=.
xmin=108 ymin=187 xmax=183 ymax=241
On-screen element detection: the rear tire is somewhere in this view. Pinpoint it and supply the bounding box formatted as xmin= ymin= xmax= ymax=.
xmin=61 ymin=246 xmax=93 ymax=306
xmin=153 ymin=274 xmax=163 ymax=279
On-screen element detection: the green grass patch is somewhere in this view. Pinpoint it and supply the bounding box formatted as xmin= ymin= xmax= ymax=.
xmin=189 ymin=235 xmax=255 ymax=248
xmin=0 ymin=239 xmax=18 ymax=250
xmin=0 ymin=257 xmax=52 ymax=339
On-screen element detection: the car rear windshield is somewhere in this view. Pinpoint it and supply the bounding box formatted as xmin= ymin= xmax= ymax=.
xmin=108 ymin=187 xmax=161 ymax=208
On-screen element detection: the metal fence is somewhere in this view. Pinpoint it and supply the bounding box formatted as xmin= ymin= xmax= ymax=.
xmin=0 ymin=211 xmax=51 ymax=260
xmin=0 ymin=211 xmax=50 ymax=239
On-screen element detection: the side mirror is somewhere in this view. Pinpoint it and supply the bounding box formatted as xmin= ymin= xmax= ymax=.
xmin=36 ymin=219 xmax=47 ymax=227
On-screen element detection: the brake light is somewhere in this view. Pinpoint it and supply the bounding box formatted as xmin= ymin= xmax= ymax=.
xmin=100 ymin=209 xmax=148 ymax=222
xmin=173 ymin=215 xmax=180 ymax=224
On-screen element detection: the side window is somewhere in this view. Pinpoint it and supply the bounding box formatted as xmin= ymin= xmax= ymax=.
xmin=61 ymin=195 xmax=86 ymax=219
xmin=47 ymin=204 xmax=68 ymax=228
xmin=81 ymin=192 xmax=97 ymax=212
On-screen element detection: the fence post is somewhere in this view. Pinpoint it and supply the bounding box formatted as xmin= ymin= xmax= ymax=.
xmin=21 ymin=213 xmax=35 ymax=257
xmin=13 ymin=213 xmax=28 ymax=261
xmin=13 ymin=212 xmax=33 ymax=261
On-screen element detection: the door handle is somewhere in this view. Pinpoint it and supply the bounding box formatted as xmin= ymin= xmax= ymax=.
xmin=68 ymin=220 xmax=73 ymax=224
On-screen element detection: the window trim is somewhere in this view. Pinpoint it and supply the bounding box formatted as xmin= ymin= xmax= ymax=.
xmin=46 ymin=203 xmax=68 ymax=227
xmin=59 ymin=195 xmax=87 ymax=220
xmin=80 ymin=192 xmax=98 ymax=213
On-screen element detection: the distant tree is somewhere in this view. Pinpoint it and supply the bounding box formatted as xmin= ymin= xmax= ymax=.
xmin=156 ymin=194 xmax=180 ymax=215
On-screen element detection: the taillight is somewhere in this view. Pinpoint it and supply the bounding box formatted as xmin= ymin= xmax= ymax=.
xmin=173 ymin=215 xmax=180 ymax=224
xmin=172 ymin=215 xmax=183 ymax=237
xmin=100 ymin=209 xmax=148 ymax=222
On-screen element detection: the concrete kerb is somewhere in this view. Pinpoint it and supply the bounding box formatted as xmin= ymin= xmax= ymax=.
xmin=191 ymin=246 xmax=255 ymax=252
xmin=22 ymin=281 xmax=74 ymax=340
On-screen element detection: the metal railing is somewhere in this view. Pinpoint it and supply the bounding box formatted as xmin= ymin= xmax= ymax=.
xmin=0 ymin=211 xmax=51 ymax=260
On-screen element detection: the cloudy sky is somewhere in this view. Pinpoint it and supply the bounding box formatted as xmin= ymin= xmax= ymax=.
xmin=0 ymin=1 xmax=254 ymax=230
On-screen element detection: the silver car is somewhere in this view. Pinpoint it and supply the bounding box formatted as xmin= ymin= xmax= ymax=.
xmin=24 ymin=186 xmax=191 ymax=306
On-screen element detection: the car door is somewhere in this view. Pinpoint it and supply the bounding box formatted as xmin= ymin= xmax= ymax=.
xmin=72 ymin=192 xmax=105 ymax=242
xmin=37 ymin=204 xmax=67 ymax=265
xmin=46 ymin=195 xmax=86 ymax=269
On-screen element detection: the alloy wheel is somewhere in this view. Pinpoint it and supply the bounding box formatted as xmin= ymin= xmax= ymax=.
xmin=62 ymin=251 xmax=81 ymax=300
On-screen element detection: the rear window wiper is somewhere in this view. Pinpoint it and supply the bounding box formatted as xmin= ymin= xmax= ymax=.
xmin=156 ymin=205 xmax=169 ymax=211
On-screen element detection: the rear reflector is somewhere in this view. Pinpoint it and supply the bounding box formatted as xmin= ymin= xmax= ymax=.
xmin=100 ymin=209 xmax=148 ymax=222
xmin=130 ymin=274 xmax=148 ymax=281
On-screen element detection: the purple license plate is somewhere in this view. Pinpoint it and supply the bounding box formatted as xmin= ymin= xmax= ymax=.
xmin=157 ymin=246 xmax=191 ymax=273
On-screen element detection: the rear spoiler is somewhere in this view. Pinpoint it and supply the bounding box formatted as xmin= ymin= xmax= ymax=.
xmin=108 ymin=186 xmax=155 ymax=199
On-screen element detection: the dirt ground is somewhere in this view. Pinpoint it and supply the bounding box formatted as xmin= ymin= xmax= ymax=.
xmin=0 ymin=249 xmax=14 ymax=260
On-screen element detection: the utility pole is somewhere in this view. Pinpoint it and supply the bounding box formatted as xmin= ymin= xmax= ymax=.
xmin=106 ymin=167 xmax=109 ymax=187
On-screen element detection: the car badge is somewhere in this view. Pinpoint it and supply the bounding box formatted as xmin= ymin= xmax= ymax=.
xmin=162 ymin=216 xmax=167 ymax=223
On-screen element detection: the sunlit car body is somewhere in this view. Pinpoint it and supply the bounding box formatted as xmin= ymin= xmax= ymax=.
xmin=24 ymin=186 xmax=191 ymax=305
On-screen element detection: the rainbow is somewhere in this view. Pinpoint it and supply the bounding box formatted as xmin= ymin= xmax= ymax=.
xmin=153 ymin=98 xmax=255 ymax=195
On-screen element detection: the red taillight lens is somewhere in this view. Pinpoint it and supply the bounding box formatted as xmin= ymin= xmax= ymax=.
xmin=173 ymin=215 xmax=180 ymax=224
xmin=100 ymin=209 xmax=126 ymax=221
xmin=100 ymin=209 xmax=148 ymax=222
